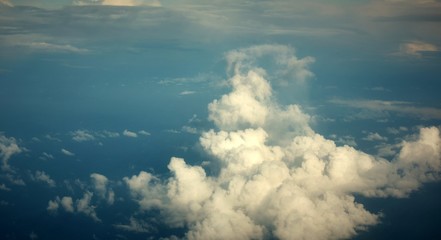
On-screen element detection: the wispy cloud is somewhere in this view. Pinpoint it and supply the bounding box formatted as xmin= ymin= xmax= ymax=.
xmin=17 ymin=42 xmax=90 ymax=54
xmin=61 ymin=149 xmax=75 ymax=156
xmin=179 ymin=90 xmax=196 ymax=95
xmin=399 ymin=40 xmax=439 ymax=57
xmin=330 ymin=98 xmax=441 ymax=120
xmin=73 ymin=0 xmax=161 ymax=7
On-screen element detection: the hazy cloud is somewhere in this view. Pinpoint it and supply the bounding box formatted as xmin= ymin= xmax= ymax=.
xmin=363 ymin=132 xmax=388 ymax=142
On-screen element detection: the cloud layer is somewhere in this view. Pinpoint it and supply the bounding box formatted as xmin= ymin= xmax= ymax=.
xmin=124 ymin=45 xmax=441 ymax=239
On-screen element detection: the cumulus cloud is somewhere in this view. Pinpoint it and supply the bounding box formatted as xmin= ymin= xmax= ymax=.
xmin=32 ymin=171 xmax=56 ymax=187
xmin=61 ymin=196 xmax=75 ymax=213
xmin=123 ymin=129 xmax=138 ymax=138
xmin=72 ymin=130 xmax=96 ymax=142
xmin=0 ymin=133 xmax=22 ymax=170
xmin=61 ymin=149 xmax=75 ymax=156
xmin=399 ymin=40 xmax=438 ymax=57
xmin=76 ymin=191 xmax=100 ymax=222
xmin=0 ymin=0 xmax=13 ymax=7
xmin=123 ymin=45 xmax=441 ymax=239
xmin=47 ymin=198 xmax=59 ymax=212
xmin=91 ymin=173 xmax=115 ymax=205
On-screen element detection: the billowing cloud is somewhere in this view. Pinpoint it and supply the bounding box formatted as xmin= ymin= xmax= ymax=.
xmin=0 ymin=133 xmax=22 ymax=170
xmin=61 ymin=149 xmax=75 ymax=156
xmin=124 ymin=45 xmax=441 ymax=239
xmin=400 ymin=41 xmax=438 ymax=57
xmin=123 ymin=130 xmax=138 ymax=138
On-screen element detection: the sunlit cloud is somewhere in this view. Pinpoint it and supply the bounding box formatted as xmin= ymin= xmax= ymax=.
xmin=123 ymin=45 xmax=441 ymax=239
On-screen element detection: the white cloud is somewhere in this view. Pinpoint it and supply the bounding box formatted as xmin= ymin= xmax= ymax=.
xmin=18 ymin=42 xmax=89 ymax=54
xmin=32 ymin=171 xmax=56 ymax=187
xmin=138 ymin=130 xmax=151 ymax=136
xmin=90 ymin=173 xmax=114 ymax=204
xmin=399 ymin=41 xmax=438 ymax=57
xmin=123 ymin=130 xmax=138 ymax=138
xmin=179 ymin=90 xmax=196 ymax=95
xmin=123 ymin=45 xmax=441 ymax=239
xmin=61 ymin=149 xmax=75 ymax=156
xmin=61 ymin=196 xmax=74 ymax=213
xmin=76 ymin=191 xmax=100 ymax=222
xmin=72 ymin=130 xmax=96 ymax=142
xmin=0 ymin=133 xmax=22 ymax=170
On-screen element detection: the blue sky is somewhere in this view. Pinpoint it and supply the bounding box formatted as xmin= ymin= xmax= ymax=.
xmin=1 ymin=0 xmax=441 ymax=239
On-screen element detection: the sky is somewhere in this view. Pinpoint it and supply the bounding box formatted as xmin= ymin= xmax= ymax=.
xmin=1 ymin=0 xmax=441 ymax=239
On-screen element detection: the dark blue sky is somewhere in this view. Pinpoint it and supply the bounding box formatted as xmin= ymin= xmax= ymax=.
xmin=1 ymin=1 xmax=441 ymax=239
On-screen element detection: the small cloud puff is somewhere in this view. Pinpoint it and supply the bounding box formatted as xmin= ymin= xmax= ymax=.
xmin=61 ymin=149 xmax=75 ymax=156
xmin=123 ymin=130 xmax=138 ymax=138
